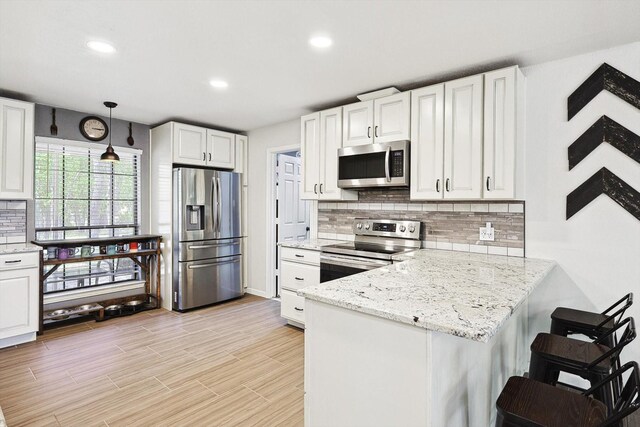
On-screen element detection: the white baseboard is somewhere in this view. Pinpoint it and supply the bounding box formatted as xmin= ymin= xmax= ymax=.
xmin=246 ymin=288 xmax=267 ymax=298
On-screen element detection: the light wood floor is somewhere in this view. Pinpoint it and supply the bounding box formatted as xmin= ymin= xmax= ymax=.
xmin=0 ymin=294 xmax=304 ymax=427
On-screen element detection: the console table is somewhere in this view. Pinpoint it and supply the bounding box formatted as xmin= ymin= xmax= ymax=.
xmin=32 ymin=234 xmax=162 ymax=333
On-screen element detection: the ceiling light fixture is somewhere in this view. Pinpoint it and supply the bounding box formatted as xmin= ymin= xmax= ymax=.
xmin=87 ymin=40 xmax=116 ymax=54
xmin=100 ymin=102 xmax=120 ymax=162
xmin=309 ymin=36 xmax=333 ymax=48
xmin=209 ymin=79 xmax=229 ymax=89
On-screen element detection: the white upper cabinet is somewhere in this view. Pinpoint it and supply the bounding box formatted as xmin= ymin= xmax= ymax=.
xmin=301 ymin=109 xmax=357 ymax=201
xmin=373 ymin=92 xmax=411 ymax=143
xmin=172 ymin=123 xmax=207 ymax=166
xmin=319 ymin=108 xmax=356 ymax=200
xmin=0 ymin=97 xmax=34 ymax=199
xmin=343 ymin=93 xmax=411 ymax=147
xmin=443 ymin=75 xmax=484 ymax=199
xmin=235 ymin=134 xmax=248 ymax=186
xmin=483 ymin=66 xmax=523 ymax=199
xmin=410 ymin=85 xmax=445 ymax=200
xmin=301 ymin=113 xmax=321 ymax=200
xmin=207 ymin=129 xmax=235 ymax=169
xmin=342 ymin=100 xmax=373 ymax=147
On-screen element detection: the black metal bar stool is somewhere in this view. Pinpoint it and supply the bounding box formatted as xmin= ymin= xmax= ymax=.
xmin=496 ymin=361 xmax=640 ymax=427
xmin=529 ymin=317 xmax=636 ymax=412
xmin=551 ymin=293 xmax=633 ymax=349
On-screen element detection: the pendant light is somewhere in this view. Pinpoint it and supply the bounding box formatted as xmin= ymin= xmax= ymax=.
xmin=100 ymin=101 xmax=120 ymax=162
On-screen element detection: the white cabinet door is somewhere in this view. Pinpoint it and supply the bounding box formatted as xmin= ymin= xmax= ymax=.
xmin=373 ymin=92 xmax=410 ymax=143
xmin=301 ymin=113 xmax=320 ymax=200
xmin=207 ymin=129 xmax=235 ymax=169
xmin=410 ymin=85 xmax=445 ymax=200
xmin=318 ymin=108 xmax=357 ymax=201
xmin=235 ymin=134 xmax=248 ymax=185
xmin=0 ymin=268 xmax=39 ymax=340
xmin=483 ymin=67 xmax=517 ymax=199
xmin=0 ymin=98 xmax=34 ymax=199
xmin=172 ymin=123 xmax=207 ymax=166
xmin=342 ymin=100 xmax=373 ymax=147
xmin=443 ymin=75 xmax=484 ymax=199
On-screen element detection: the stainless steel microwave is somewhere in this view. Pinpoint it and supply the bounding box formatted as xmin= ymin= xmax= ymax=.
xmin=337 ymin=140 xmax=409 ymax=189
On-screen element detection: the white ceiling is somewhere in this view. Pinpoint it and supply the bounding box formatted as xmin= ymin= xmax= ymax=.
xmin=1 ymin=0 xmax=639 ymax=132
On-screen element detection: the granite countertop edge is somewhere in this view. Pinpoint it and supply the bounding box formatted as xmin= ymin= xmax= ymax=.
xmin=278 ymin=238 xmax=347 ymax=251
xmin=298 ymin=249 xmax=557 ymax=343
xmin=0 ymin=243 xmax=42 ymax=255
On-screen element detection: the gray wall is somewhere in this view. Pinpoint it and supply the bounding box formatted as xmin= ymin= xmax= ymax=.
xmin=32 ymin=104 xmax=151 ymax=239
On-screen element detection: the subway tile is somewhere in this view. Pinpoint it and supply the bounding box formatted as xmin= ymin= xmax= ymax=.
xmin=507 ymin=247 xmax=524 ymax=257
xmin=318 ymin=202 xmax=328 ymax=209
xmin=422 ymin=241 xmax=437 ymax=249
xmin=347 ymin=202 xmax=359 ymax=210
xmin=394 ymin=203 xmax=408 ymax=211
xmin=0 ymin=236 xmax=6 ymax=244
xmin=452 ymin=243 xmax=470 ymax=252
xmin=407 ymin=204 xmax=422 ymax=211
xmin=358 ymin=203 xmax=370 ymax=210
xmin=470 ymin=203 xmax=489 ymax=213
xmin=488 ymin=203 xmax=509 ymax=213
xmin=0 ymin=202 xmax=6 ymax=210
xmin=423 ymin=203 xmax=438 ymax=212
xmin=326 ymin=202 xmax=337 ymax=210
xmin=368 ymin=203 xmax=381 ymax=210
xmin=453 ymin=204 xmax=471 ymax=212
xmin=336 ymin=204 xmax=348 ymax=210
xmin=508 ymin=203 xmax=524 ymax=213
xmin=436 ymin=241 xmax=453 ymax=251
xmin=6 ymin=201 xmax=26 ymax=210
xmin=437 ymin=204 xmax=454 ymax=212
xmin=381 ymin=203 xmax=394 ymax=211
xmin=469 ymin=244 xmax=488 ymax=254
xmin=487 ymin=246 xmax=508 ymax=256
xmin=6 ymin=235 xmax=26 ymax=244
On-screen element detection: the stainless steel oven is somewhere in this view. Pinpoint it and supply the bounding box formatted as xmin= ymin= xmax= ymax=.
xmin=337 ymin=140 xmax=409 ymax=189
xmin=320 ymin=219 xmax=421 ymax=283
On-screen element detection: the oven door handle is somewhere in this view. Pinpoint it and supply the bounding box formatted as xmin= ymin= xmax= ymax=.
xmin=320 ymin=254 xmax=391 ymax=270
xmin=384 ymin=146 xmax=391 ymax=182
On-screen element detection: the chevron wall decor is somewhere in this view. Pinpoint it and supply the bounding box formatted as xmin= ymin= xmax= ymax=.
xmin=567 ymin=64 xmax=640 ymax=222
xmin=567 ymin=63 xmax=640 ymax=120
xmin=566 ymin=168 xmax=640 ymax=220
xmin=568 ymin=115 xmax=640 ymax=170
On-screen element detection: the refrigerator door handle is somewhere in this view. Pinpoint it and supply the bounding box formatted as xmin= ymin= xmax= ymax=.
xmin=216 ymin=177 xmax=223 ymax=233
xmin=211 ymin=176 xmax=218 ymax=235
xmin=187 ymin=258 xmax=241 ymax=269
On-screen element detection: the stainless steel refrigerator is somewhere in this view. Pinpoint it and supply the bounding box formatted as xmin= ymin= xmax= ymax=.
xmin=173 ymin=167 xmax=243 ymax=311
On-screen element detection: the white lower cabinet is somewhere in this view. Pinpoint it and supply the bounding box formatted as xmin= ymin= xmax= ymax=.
xmin=0 ymin=252 xmax=40 ymax=348
xmin=280 ymin=248 xmax=319 ymax=327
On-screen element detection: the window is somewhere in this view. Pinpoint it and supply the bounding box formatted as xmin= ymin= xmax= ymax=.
xmin=35 ymin=137 xmax=142 ymax=293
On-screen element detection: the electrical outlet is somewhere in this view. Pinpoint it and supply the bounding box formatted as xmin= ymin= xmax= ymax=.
xmin=479 ymin=222 xmax=495 ymax=241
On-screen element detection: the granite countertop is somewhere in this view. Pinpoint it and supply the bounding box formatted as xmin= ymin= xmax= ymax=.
xmin=0 ymin=243 xmax=42 ymax=255
xmin=298 ymin=249 xmax=556 ymax=343
xmin=279 ymin=238 xmax=347 ymax=251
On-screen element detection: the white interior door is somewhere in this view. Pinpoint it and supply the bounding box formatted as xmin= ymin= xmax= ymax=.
xmin=277 ymin=154 xmax=310 ymax=243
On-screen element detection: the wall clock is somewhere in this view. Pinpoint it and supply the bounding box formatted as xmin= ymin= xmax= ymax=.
xmin=79 ymin=116 xmax=108 ymax=141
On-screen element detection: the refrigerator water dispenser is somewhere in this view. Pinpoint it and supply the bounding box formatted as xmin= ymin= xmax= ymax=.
xmin=185 ymin=205 xmax=204 ymax=231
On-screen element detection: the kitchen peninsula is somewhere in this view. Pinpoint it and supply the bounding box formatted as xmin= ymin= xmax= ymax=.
xmin=298 ymin=250 xmax=556 ymax=427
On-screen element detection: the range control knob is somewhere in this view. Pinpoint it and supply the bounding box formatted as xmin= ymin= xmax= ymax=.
xmin=364 ymin=223 xmax=371 ymax=230
xmin=356 ymin=223 xmax=363 ymax=230
xmin=399 ymin=225 xmax=406 ymax=232
xmin=409 ymin=225 xmax=416 ymax=233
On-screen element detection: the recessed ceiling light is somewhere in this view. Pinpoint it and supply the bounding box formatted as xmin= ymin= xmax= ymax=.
xmin=87 ymin=40 xmax=116 ymax=54
xmin=309 ymin=36 xmax=333 ymax=48
xmin=209 ymin=79 xmax=229 ymax=89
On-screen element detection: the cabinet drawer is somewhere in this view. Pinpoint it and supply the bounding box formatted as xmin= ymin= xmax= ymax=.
xmin=281 ymin=290 xmax=305 ymax=325
xmin=0 ymin=252 xmax=39 ymax=271
xmin=281 ymin=261 xmax=319 ymax=292
xmin=281 ymin=247 xmax=320 ymax=266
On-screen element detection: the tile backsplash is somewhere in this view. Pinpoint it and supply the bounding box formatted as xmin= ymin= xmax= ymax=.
xmin=0 ymin=200 xmax=27 ymax=244
xmin=317 ymin=189 xmax=525 ymax=257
